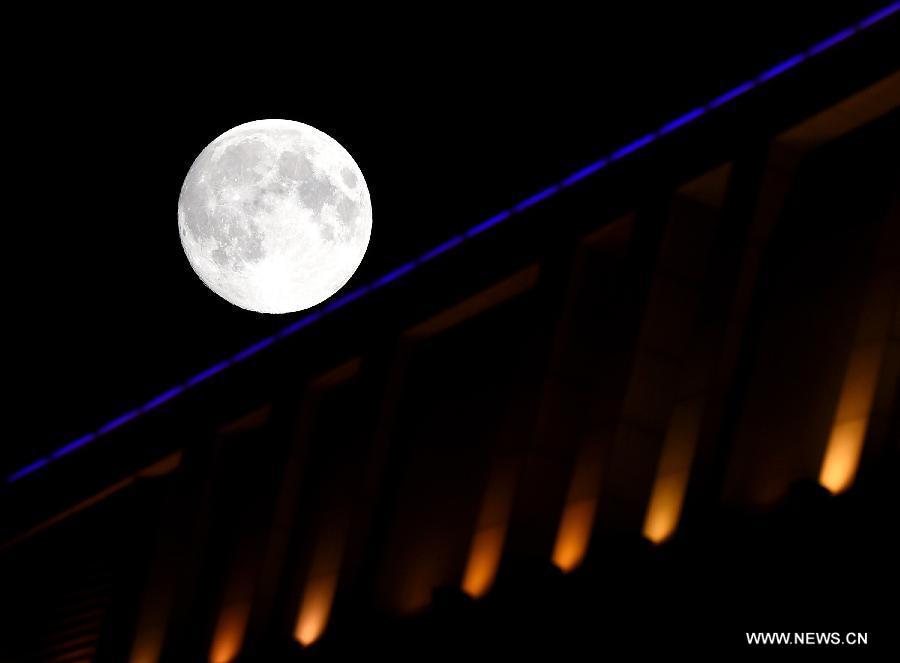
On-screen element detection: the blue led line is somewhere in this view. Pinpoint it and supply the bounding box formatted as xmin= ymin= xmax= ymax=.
xmin=7 ymin=2 xmax=898 ymax=484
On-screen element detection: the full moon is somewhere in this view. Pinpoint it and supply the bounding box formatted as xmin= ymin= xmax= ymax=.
xmin=178 ymin=119 xmax=372 ymax=313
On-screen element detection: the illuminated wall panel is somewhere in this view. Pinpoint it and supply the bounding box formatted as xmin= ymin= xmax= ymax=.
xmin=596 ymin=167 xmax=729 ymax=538
xmin=295 ymin=574 xmax=339 ymax=646
xmin=209 ymin=590 xmax=253 ymax=663
xmin=552 ymin=439 xmax=604 ymax=571
xmin=510 ymin=216 xmax=634 ymax=562
xmin=241 ymin=359 xmax=362 ymax=649
xmin=819 ymin=245 xmax=898 ymax=493
xmin=210 ymin=520 xmax=266 ymax=663
xmin=266 ymin=360 xmax=366 ymax=648
xmin=294 ymin=514 xmax=349 ymax=645
xmin=462 ymin=526 xmax=507 ymax=598
xmin=552 ymin=498 xmax=598 ymax=572
xmin=642 ymin=397 xmax=703 ymax=543
xmin=113 ymin=453 xmax=186 ymax=663
xmin=462 ymin=459 xmax=518 ymax=597
xmin=205 ymin=407 xmax=273 ymax=663
xmin=372 ymin=267 xmax=541 ymax=614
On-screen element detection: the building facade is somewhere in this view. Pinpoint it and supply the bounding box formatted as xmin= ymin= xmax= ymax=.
xmin=1 ymin=21 xmax=898 ymax=661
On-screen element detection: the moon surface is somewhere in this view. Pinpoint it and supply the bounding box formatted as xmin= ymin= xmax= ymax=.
xmin=178 ymin=119 xmax=372 ymax=313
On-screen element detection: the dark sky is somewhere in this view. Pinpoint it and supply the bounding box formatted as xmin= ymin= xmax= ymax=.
xmin=5 ymin=3 xmax=894 ymax=475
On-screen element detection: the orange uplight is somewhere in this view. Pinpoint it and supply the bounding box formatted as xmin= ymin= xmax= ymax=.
xmin=642 ymin=399 xmax=703 ymax=544
xmin=819 ymin=343 xmax=883 ymax=494
xmin=130 ymin=625 xmax=166 ymax=663
xmin=551 ymin=498 xmax=597 ymax=572
xmin=208 ymin=599 xmax=251 ymax=663
xmin=295 ymin=573 xmax=339 ymax=646
xmin=462 ymin=525 xmax=506 ymax=598
xmin=643 ymin=474 xmax=686 ymax=544
xmin=460 ymin=459 xmax=517 ymax=598
xmin=820 ymin=419 xmax=868 ymax=494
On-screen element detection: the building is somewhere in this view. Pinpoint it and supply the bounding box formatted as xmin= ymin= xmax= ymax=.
xmin=1 ymin=11 xmax=898 ymax=660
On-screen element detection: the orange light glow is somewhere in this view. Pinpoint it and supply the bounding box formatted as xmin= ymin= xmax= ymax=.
xmin=819 ymin=342 xmax=884 ymax=494
xmin=208 ymin=599 xmax=251 ymax=663
xmin=293 ymin=510 xmax=350 ymax=640
xmin=820 ymin=419 xmax=868 ymax=494
xmin=294 ymin=573 xmax=339 ymax=646
xmin=551 ymin=498 xmax=597 ymax=572
xmin=131 ymin=646 xmax=162 ymax=663
xmin=129 ymin=613 xmax=168 ymax=663
xmin=643 ymin=474 xmax=687 ymax=544
xmin=642 ymin=399 xmax=703 ymax=544
xmin=462 ymin=525 xmax=506 ymax=598
xmin=460 ymin=459 xmax=517 ymax=598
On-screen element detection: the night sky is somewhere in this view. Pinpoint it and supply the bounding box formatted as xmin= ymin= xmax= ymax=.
xmin=5 ymin=3 xmax=892 ymax=476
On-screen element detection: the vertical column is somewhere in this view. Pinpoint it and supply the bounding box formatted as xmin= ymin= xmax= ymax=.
xmin=287 ymin=360 xmax=364 ymax=647
xmin=640 ymin=166 xmax=735 ymax=543
xmin=597 ymin=166 xmax=730 ymax=538
xmin=512 ymin=215 xmax=635 ymax=569
xmin=359 ymin=266 xmax=541 ymax=614
xmin=244 ymin=359 xmax=361 ymax=649
xmin=202 ymin=406 xmax=273 ymax=663
xmin=128 ymin=431 xmax=222 ymax=663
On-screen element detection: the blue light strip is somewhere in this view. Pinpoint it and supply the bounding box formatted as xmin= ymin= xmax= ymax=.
xmin=658 ymin=107 xmax=707 ymax=135
xmin=7 ymin=2 xmax=898 ymax=484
